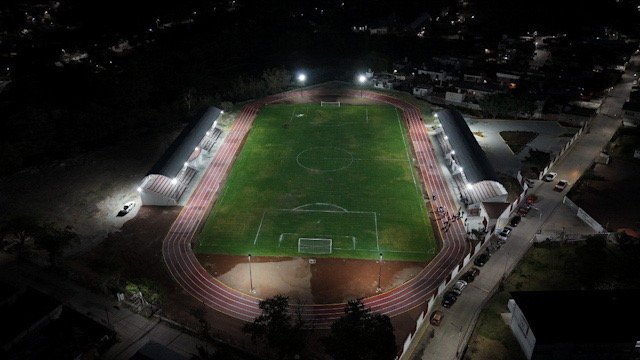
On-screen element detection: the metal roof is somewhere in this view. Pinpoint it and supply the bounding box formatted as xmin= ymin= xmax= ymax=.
xmin=437 ymin=108 xmax=498 ymax=183
xmin=147 ymin=107 xmax=221 ymax=179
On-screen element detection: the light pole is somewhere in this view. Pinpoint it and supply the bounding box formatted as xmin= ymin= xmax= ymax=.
xmin=357 ymin=74 xmax=367 ymax=97
xmin=248 ymin=253 xmax=255 ymax=293
xmin=297 ymin=73 xmax=306 ymax=97
xmin=377 ymin=253 xmax=383 ymax=292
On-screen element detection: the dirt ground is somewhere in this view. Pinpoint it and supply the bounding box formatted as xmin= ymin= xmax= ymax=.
xmin=198 ymin=254 xmax=425 ymax=304
xmin=570 ymin=160 xmax=640 ymax=231
xmin=0 ymin=128 xmax=182 ymax=255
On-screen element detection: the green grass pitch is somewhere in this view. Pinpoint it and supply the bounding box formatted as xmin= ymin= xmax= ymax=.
xmin=195 ymin=104 xmax=436 ymax=262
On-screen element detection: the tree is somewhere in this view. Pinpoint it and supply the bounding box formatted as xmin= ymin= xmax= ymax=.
xmin=242 ymin=295 xmax=305 ymax=359
xmin=5 ymin=215 xmax=41 ymax=260
xmin=34 ymin=224 xmax=78 ymax=266
xmin=262 ymin=68 xmax=291 ymax=94
xmin=323 ymin=299 xmax=397 ymax=360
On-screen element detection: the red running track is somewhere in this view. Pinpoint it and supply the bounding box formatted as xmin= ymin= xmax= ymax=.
xmin=162 ymin=88 xmax=469 ymax=328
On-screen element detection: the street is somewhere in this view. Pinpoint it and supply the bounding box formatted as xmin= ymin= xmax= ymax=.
xmin=413 ymin=53 xmax=639 ymax=360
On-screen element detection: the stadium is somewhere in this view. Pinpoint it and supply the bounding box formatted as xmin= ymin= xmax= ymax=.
xmin=141 ymin=82 xmax=506 ymax=328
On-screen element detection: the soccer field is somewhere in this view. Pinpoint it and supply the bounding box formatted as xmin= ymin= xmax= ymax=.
xmin=196 ymin=104 xmax=437 ymax=262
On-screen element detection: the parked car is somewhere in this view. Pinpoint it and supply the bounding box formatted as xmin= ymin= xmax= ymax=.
xmin=517 ymin=205 xmax=530 ymax=217
xmin=442 ymin=291 xmax=458 ymax=308
xmin=452 ymin=280 xmax=468 ymax=295
xmin=122 ymin=201 xmax=136 ymax=214
xmin=554 ymin=180 xmax=569 ymax=192
xmin=510 ymin=216 xmax=522 ymax=227
xmin=543 ymin=172 xmax=557 ymax=182
xmin=498 ymin=226 xmax=513 ymax=240
xmin=460 ymin=268 xmax=480 ymax=283
xmin=430 ymin=310 xmax=443 ymax=326
xmin=474 ymin=252 xmax=491 ymax=267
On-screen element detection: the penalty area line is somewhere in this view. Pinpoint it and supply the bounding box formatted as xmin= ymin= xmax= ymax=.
xmin=253 ymin=211 xmax=267 ymax=245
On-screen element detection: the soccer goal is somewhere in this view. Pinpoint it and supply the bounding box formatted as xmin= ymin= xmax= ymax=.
xmin=298 ymin=237 xmax=332 ymax=254
xmin=320 ymin=101 xmax=341 ymax=107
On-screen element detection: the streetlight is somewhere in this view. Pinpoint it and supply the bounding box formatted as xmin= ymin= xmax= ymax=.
xmin=248 ymin=253 xmax=255 ymax=293
xmin=357 ymin=74 xmax=367 ymax=97
xmin=376 ymin=253 xmax=383 ymax=292
xmin=297 ymin=73 xmax=306 ymax=96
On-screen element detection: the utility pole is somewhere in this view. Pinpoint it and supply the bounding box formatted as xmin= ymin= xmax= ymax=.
xmin=248 ymin=254 xmax=255 ymax=293
xmin=377 ymin=253 xmax=383 ymax=292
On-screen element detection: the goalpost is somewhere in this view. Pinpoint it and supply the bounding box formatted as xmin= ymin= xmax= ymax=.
xmin=298 ymin=237 xmax=333 ymax=254
xmin=320 ymin=101 xmax=341 ymax=107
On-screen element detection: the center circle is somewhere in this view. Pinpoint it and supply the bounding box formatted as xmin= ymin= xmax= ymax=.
xmin=296 ymin=147 xmax=354 ymax=172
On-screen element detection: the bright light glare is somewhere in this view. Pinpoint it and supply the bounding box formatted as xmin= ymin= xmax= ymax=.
xmin=220 ymin=110 xmax=224 ymax=115
xmin=137 ymin=187 xmax=142 ymax=192
xmin=466 ymin=183 xmax=473 ymax=190
xmin=451 ymin=150 xmax=455 ymax=155
xmin=444 ymin=135 xmax=449 ymax=140
xmin=358 ymin=74 xmax=367 ymax=83
xmin=171 ymin=178 xmax=178 ymax=185
xmin=297 ymin=73 xmax=307 ymax=82
xmin=434 ymin=113 xmax=439 ymax=118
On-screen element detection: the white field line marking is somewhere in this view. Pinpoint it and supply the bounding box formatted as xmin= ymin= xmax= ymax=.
xmin=374 ymin=212 xmax=380 ymax=252
xmin=289 ymin=106 xmax=297 ymax=121
xmin=273 ymin=208 xmax=376 ymax=215
xmin=293 ymin=203 xmax=348 ymax=212
xmin=253 ymin=211 xmax=267 ymax=245
xmin=395 ymin=108 xmax=425 ymax=214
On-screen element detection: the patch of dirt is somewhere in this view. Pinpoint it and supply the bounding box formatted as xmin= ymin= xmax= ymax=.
xmin=197 ymin=254 xmax=425 ymax=304
xmin=499 ymin=131 xmax=538 ymax=155
xmin=0 ymin=128 xmax=182 ymax=254
xmin=465 ymin=335 xmax=512 ymax=360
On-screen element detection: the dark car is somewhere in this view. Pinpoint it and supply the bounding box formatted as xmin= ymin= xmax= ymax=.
xmin=460 ymin=267 xmax=480 ymax=283
xmin=474 ymin=253 xmax=490 ymax=267
xmin=510 ymin=215 xmax=522 ymax=227
xmin=442 ymin=291 xmax=458 ymax=308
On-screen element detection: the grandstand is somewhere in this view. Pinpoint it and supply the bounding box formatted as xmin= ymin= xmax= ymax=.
xmin=434 ymin=108 xmax=508 ymax=206
xmin=138 ymin=107 xmax=223 ymax=206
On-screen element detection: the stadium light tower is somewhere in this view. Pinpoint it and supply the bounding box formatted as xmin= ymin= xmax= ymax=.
xmin=297 ymin=73 xmax=306 ymax=96
xmin=357 ymin=74 xmax=367 ymax=97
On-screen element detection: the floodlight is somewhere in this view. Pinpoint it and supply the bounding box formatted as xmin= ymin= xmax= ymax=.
xmin=358 ymin=74 xmax=367 ymax=83
xmin=297 ymin=73 xmax=307 ymax=83
xmin=137 ymin=187 xmax=142 ymax=192
xmin=466 ymin=183 xmax=473 ymax=190
xmin=171 ymin=178 xmax=178 ymax=185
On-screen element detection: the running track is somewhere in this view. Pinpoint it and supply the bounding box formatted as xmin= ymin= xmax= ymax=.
xmin=162 ymin=87 xmax=469 ymax=328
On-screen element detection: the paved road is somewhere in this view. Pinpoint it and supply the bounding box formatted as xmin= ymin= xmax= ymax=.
xmin=414 ymin=54 xmax=639 ymax=360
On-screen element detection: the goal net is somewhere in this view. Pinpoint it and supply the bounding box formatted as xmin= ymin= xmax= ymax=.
xmin=298 ymin=238 xmax=332 ymax=254
xmin=320 ymin=101 xmax=341 ymax=107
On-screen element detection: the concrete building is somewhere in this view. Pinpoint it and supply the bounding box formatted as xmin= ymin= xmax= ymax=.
xmin=138 ymin=107 xmax=223 ymax=206
xmin=508 ymin=290 xmax=640 ymax=360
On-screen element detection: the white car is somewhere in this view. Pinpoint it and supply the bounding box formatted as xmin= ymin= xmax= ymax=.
xmin=122 ymin=201 xmax=136 ymax=214
xmin=452 ymin=280 xmax=468 ymax=294
xmin=498 ymin=226 xmax=512 ymax=240
xmin=554 ymin=180 xmax=568 ymax=192
xmin=543 ymin=172 xmax=557 ymax=182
